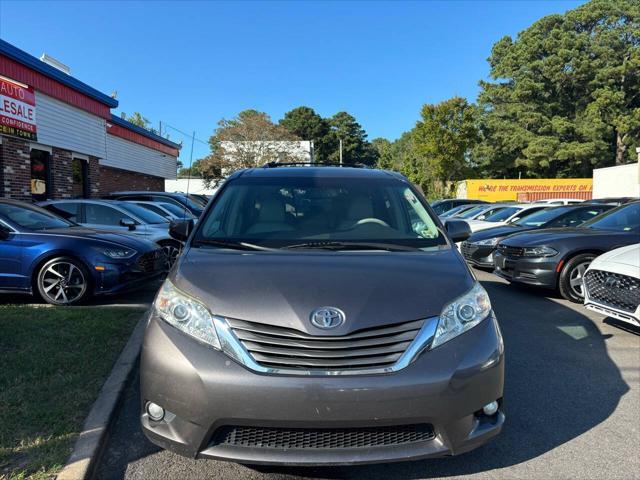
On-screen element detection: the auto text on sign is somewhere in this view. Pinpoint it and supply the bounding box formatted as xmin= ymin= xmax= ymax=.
xmin=0 ymin=76 xmax=37 ymax=141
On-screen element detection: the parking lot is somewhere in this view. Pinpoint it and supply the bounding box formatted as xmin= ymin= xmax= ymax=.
xmin=94 ymin=269 xmax=639 ymax=480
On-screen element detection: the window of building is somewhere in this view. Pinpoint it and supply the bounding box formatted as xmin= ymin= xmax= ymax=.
xmin=72 ymin=158 xmax=89 ymax=198
xmin=30 ymin=149 xmax=51 ymax=201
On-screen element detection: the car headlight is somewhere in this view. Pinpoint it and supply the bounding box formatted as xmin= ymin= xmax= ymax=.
xmin=522 ymin=246 xmax=558 ymax=257
xmin=431 ymin=282 xmax=491 ymax=349
xmin=97 ymin=247 xmax=137 ymax=259
xmin=155 ymin=280 xmax=220 ymax=349
xmin=473 ymin=237 xmax=500 ymax=246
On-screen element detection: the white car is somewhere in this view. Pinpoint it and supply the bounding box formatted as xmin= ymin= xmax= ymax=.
xmin=535 ymin=198 xmax=585 ymax=205
xmin=465 ymin=204 xmax=549 ymax=233
xmin=583 ymin=244 xmax=640 ymax=327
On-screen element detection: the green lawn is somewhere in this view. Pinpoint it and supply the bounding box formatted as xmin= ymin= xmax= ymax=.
xmin=0 ymin=306 xmax=144 ymax=480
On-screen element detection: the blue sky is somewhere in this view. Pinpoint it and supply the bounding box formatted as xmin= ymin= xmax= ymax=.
xmin=0 ymin=0 xmax=583 ymax=163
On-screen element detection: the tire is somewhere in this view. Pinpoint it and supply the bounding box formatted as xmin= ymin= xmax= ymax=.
xmin=36 ymin=256 xmax=91 ymax=306
xmin=558 ymin=253 xmax=596 ymax=303
xmin=158 ymin=240 xmax=182 ymax=270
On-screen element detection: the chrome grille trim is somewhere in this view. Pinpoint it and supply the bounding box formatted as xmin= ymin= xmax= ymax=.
xmin=213 ymin=315 xmax=439 ymax=376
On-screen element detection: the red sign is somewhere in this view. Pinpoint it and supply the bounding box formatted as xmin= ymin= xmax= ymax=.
xmin=0 ymin=76 xmax=37 ymax=141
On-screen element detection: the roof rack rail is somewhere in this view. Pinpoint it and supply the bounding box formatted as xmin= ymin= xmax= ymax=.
xmin=262 ymin=161 xmax=370 ymax=169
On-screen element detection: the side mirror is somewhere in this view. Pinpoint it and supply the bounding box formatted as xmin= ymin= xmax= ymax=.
xmin=120 ymin=218 xmax=136 ymax=231
xmin=169 ymin=219 xmax=194 ymax=242
xmin=444 ymin=219 xmax=471 ymax=243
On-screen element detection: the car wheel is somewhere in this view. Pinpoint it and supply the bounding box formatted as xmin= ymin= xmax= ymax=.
xmin=159 ymin=241 xmax=182 ymax=269
xmin=558 ymin=253 xmax=595 ymax=303
xmin=36 ymin=257 xmax=91 ymax=306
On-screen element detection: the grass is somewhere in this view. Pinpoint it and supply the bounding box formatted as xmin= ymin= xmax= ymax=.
xmin=0 ymin=306 xmax=144 ymax=480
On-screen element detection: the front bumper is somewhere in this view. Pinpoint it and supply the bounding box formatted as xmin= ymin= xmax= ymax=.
xmin=140 ymin=313 xmax=505 ymax=465
xmin=460 ymin=242 xmax=496 ymax=268
xmin=493 ymin=252 xmax=558 ymax=289
xmin=94 ymin=249 xmax=166 ymax=295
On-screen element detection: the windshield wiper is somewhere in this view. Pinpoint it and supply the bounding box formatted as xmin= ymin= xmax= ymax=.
xmin=193 ymin=239 xmax=277 ymax=251
xmin=283 ymin=241 xmax=421 ymax=252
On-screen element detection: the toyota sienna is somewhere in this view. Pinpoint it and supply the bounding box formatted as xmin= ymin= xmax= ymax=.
xmin=140 ymin=165 xmax=505 ymax=465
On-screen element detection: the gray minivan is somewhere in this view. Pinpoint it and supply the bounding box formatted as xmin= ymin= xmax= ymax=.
xmin=140 ymin=166 xmax=504 ymax=465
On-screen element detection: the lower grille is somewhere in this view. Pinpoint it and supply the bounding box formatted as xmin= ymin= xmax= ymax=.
xmin=461 ymin=241 xmax=473 ymax=260
xmin=497 ymin=245 xmax=524 ymax=258
xmin=226 ymin=317 xmax=425 ymax=371
xmin=585 ymin=270 xmax=640 ymax=313
xmin=212 ymin=424 xmax=435 ymax=450
xmin=137 ymin=249 xmax=165 ymax=273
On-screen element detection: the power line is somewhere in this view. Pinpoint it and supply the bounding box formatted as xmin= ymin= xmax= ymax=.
xmin=162 ymin=124 xmax=210 ymax=146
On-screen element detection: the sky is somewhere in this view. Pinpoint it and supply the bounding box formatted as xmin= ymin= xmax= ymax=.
xmin=0 ymin=0 xmax=584 ymax=164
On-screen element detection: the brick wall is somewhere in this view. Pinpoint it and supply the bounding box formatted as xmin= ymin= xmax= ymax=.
xmin=99 ymin=165 xmax=165 ymax=194
xmin=51 ymin=147 xmax=73 ymax=199
xmin=1 ymin=136 xmax=32 ymax=201
xmin=88 ymin=156 xmax=101 ymax=197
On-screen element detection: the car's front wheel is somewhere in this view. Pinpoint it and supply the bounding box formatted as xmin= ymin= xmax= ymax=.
xmin=36 ymin=257 xmax=91 ymax=306
xmin=158 ymin=240 xmax=182 ymax=269
xmin=558 ymin=253 xmax=595 ymax=303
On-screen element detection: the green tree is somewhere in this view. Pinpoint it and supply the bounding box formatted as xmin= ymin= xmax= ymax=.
xmin=279 ymin=106 xmax=335 ymax=162
xmin=199 ymin=110 xmax=300 ymax=185
xmin=412 ymin=97 xmax=479 ymax=197
xmin=475 ymin=0 xmax=640 ymax=177
xmin=327 ymin=112 xmax=376 ymax=166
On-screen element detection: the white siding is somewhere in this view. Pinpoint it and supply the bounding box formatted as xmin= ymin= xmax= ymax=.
xmin=104 ymin=134 xmax=177 ymax=180
xmin=593 ymin=162 xmax=640 ymax=198
xmin=35 ymin=92 xmax=107 ymax=158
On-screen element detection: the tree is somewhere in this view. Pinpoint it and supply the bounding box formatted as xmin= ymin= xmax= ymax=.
xmin=125 ymin=112 xmax=152 ymax=130
xmin=199 ymin=110 xmax=300 ymax=185
xmin=327 ymin=112 xmax=377 ymax=166
xmin=178 ymin=158 xmax=203 ymax=178
xmin=475 ymin=0 xmax=640 ymax=177
xmin=279 ymin=106 xmax=335 ymax=162
xmin=412 ymin=97 xmax=479 ymax=196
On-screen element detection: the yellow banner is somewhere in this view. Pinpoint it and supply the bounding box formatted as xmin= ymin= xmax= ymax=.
xmin=461 ymin=178 xmax=593 ymax=202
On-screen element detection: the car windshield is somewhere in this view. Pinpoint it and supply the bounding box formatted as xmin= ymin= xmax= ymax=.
xmin=161 ymin=202 xmax=195 ymax=218
xmin=514 ymin=207 xmax=569 ymax=227
xmin=187 ymin=194 xmax=208 ymax=208
xmin=580 ymin=202 xmax=640 ymax=232
xmin=118 ymin=203 xmax=168 ymax=224
xmin=194 ymin=176 xmax=447 ymax=250
xmin=457 ymin=205 xmax=487 ymax=219
xmin=440 ymin=205 xmax=469 ymax=218
xmin=482 ymin=206 xmax=522 ymax=222
xmin=0 ymin=203 xmax=73 ymax=230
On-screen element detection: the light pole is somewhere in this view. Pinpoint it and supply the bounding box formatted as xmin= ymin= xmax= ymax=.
xmin=339 ymin=138 xmax=343 ymax=165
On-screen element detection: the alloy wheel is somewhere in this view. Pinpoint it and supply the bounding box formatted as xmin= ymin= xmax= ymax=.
xmin=40 ymin=261 xmax=87 ymax=305
xmin=162 ymin=244 xmax=181 ymax=269
xmin=568 ymin=261 xmax=590 ymax=298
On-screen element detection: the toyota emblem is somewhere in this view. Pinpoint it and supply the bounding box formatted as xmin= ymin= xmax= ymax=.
xmin=310 ymin=307 xmax=345 ymax=329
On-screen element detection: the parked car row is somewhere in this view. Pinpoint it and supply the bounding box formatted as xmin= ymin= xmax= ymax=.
xmin=0 ymin=191 xmax=209 ymax=305
xmin=447 ymin=200 xmax=640 ymax=328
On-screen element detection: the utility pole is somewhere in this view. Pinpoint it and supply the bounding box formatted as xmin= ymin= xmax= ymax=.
xmin=339 ymin=138 xmax=343 ymax=165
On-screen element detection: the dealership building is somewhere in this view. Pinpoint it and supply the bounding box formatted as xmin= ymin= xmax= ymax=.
xmin=0 ymin=39 xmax=180 ymax=202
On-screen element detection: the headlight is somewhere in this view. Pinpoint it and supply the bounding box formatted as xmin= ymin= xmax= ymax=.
xmin=155 ymin=280 xmax=220 ymax=349
xmin=97 ymin=247 xmax=137 ymax=259
xmin=431 ymin=282 xmax=491 ymax=349
xmin=522 ymin=246 xmax=558 ymax=257
xmin=473 ymin=237 xmax=500 ymax=246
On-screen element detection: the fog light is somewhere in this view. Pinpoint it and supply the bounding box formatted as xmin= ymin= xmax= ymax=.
xmin=146 ymin=402 xmax=165 ymax=421
xmin=482 ymin=401 xmax=499 ymax=416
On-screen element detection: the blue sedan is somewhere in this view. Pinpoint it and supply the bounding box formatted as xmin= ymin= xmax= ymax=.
xmin=0 ymin=199 xmax=166 ymax=305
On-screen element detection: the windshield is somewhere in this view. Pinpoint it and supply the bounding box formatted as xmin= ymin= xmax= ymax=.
xmin=118 ymin=203 xmax=168 ymax=224
xmin=187 ymin=194 xmax=209 ymax=208
xmin=161 ymin=202 xmax=195 ymax=218
xmin=514 ymin=207 xmax=569 ymax=227
xmin=483 ymin=206 xmax=522 ymax=222
xmin=194 ymin=176 xmax=447 ymax=249
xmin=0 ymin=203 xmax=73 ymax=230
xmin=580 ymin=202 xmax=640 ymax=232
xmin=440 ymin=205 xmax=469 ymax=218
xmin=457 ymin=205 xmax=487 ymax=219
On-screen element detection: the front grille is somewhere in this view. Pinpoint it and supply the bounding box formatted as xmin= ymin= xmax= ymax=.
xmin=226 ymin=317 xmax=425 ymax=371
xmin=497 ymin=245 xmax=524 ymax=258
xmin=585 ymin=270 xmax=640 ymax=313
xmin=212 ymin=424 xmax=435 ymax=450
xmin=137 ymin=249 xmax=165 ymax=273
xmin=461 ymin=241 xmax=473 ymax=260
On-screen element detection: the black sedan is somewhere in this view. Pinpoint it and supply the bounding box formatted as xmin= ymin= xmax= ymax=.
xmin=461 ymin=204 xmax=614 ymax=268
xmin=493 ymin=201 xmax=640 ymax=302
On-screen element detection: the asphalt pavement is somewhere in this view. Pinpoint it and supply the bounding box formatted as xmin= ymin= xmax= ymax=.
xmin=95 ymin=269 xmax=640 ymax=480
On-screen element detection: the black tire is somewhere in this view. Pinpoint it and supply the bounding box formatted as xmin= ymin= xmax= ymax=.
xmin=36 ymin=256 xmax=91 ymax=306
xmin=158 ymin=240 xmax=182 ymax=269
xmin=558 ymin=253 xmax=596 ymax=303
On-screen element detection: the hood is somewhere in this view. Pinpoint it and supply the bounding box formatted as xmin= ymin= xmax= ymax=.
xmin=591 ymin=244 xmax=640 ymax=269
xmin=499 ymin=227 xmax=629 ymax=247
xmin=466 ymin=219 xmax=507 ymax=232
xmin=41 ymin=227 xmax=158 ymax=250
xmin=172 ymin=248 xmax=474 ymax=335
xmin=468 ymin=224 xmax=531 ymax=242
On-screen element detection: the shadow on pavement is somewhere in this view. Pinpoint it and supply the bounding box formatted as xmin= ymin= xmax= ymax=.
xmin=95 ymin=276 xmax=629 ymax=479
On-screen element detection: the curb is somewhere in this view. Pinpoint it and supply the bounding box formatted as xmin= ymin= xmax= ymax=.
xmin=57 ymin=313 xmax=148 ymax=480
